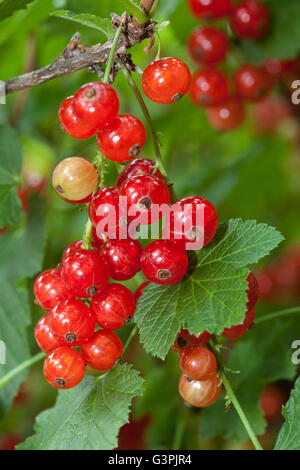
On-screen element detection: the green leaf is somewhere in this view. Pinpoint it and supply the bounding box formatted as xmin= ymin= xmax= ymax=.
xmin=275 ymin=376 xmax=300 ymax=450
xmin=0 ymin=278 xmax=31 ymax=417
xmin=0 ymin=0 xmax=35 ymax=21
xmin=50 ymin=10 xmax=114 ymax=38
xmin=0 ymin=124 xmax=23 ymax=227
xmin=17 ymin=364 xmax=144 ymax=450
xmin=135 ymin=219 xmax=283 ymax=359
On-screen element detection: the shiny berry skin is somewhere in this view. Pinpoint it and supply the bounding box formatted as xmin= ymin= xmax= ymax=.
xmin=178 ymin=373 xmax=222 ymax=407
xmin=140 ymin=240 xmax=188 ymax=286
xmin=117 ymin=158 xmax=163 ymax=187
xmin=188 ymin=0 xmax=231 ymax=19
xmin=97 ymin=115 xmax=147 ymax=163
xmin=34 ymin=315 xmax=62 ymax=353
xmin=58 ymin=96 xmax=97 ymax=139
xmin=101 ymin=238 xmax=142 ymax=281
xmin=207 ymin=97 xmax=246 ymax=131
xmin=172 ymin=329 xmax=211 ymax=353
xmin=142 ymin=58 xmax=191 ymax=104
xmin=33 ymin=268 xmax=72 ymax=312
xmin=43 ymin=346 xmax=86 ymax=389
xmin=230 ymin=0 xmax=271 ymax=40
xmin=187 ymin=27 xmax=229 ymax=65
xmin=61 ymin=249 xmax=109 ymax=298
xmin=235 ymin=65 xmax=272 ymax=102
xmin=90 ymin=283 xmax=136 ymax=330
xmin=81 ymin=329 xmax=123 ymax=371
xmin=89 ymin=186 xmax=129 ymax=239
xmin=164 ymin=196 xmax=219 ymax=250
xmin=222 ymin=307 xmax=256 ymax=340
xmin=246 ymin=272 xmax=259 ymax=309
xmin=73 ymin=82 xmax=119 ymax=129
xmin=134 ymin=281 xmax=150 ymax=301
xmin=61 ymin=240 xmax=83 ymax=263
xmin=52 ymin=157 xmax=98 ymax=203
xmin=190 ymin=69 xmax=229 ymax=107
xmin=180 ymin=347 xmax=217 ymax=381
xmin=120 ymin=175 xmax=170 ymax=225
xmin=49 ymin=299 xmax=95 ymax=346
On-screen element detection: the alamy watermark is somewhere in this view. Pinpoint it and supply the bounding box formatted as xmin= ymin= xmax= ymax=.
xmin=0 ymin=80 xmax=6 ymax=104
xmin=291 ymin=340 xmax=300 ymax=365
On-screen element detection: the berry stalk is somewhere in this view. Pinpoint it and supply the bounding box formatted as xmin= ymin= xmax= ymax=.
xmin=103 ymin=22 xmax=124 ymax=84
xmin=255 ymin=306 xmax=300 ymax=325
xmin=0 ymin=351 xmax=46 ymax=389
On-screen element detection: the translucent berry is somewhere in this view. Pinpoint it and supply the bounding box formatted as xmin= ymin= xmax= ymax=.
xmin=33 ymin=268 xmax=72 ymax=312
xmin=97 ymin=115 xmax=147 ymax=163
xmin=140 ymin=240 xmax=188 ymax=285
xmin=179 ymin=347 xmax=217 ymax=381
xmin=178 ymin=373 xmax=222 ymax=407
xmin=134 ymin=281 xmax=150 ymax=301
xmin=187 ymin=27 xmax=229 ymax=65
xmin=188 ymin=0 xmax=231 ymax=19
xmin=246 ymin=272 xmax=259 ymax=309
xmin=43 ymin=346 xmax=86 ymax=389
xmin=61 ymin=240 xmax=83 ymax=263
xmin=117 ymin=158 xmax=163 ymax=187
xmin=101 ymin=238 xmax=142 ymax=281
xmin=34 ymin=315 xmax=62 ymax=353
xmin=58 ymin=96 xmax=97 ymax=139
xmin=142 ymin=58 xmax=191 ymax=104
xmin=120 ymin=175 xmax=170 ymax=225
xmin=81 ymin=329 xmax=123 ymax=371
xmin=163 ymin=196 xmax=219 ymax=250
xmin=52 ymin=157 xmax=98 ymax=203
xmin=222 ymin=307 xmax=256 ymax=340
xmin=235 ymin=64 xmax=272 ymax=102
xmin=49 ymin=299 xmax=95 ymax=346
xmin=190 ymin=69 xmax=229 ymax=107
xmin=61 ymin=249 xmax=109 ymax=298
xmin=90 ymin=283 xmax=136 ymax=330
xmin=207 ymin=97 xmax=246 ymax=131
xmin=171 ymin=329 xmax=211 ymax=353
xmin=230 ymin=0 xmax=271 ymax=40
xmin=73 ymin=82 xmax=119 ymax=129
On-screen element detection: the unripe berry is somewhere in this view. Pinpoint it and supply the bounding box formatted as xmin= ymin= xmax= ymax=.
xmin=179 ymin=347 xmax=217 ymax=381
xmin=34 ymin=315 xmax=63 ymax=353
xmin=81 ymin=329 xmax=123 ymax=371
xmin=59 ymin=96 xmax=97 ymax=139
xmin=117 ymin=158 xmax=163 ymax=187
xmin=33 ymin=268 xmax=72 ymax=312
xmin=190 ymin=69 xmax=229 ymax=107
xmin=187 ymin=27 xmax=229 ymax=65
xmin=178 ymin=373 xmax=222 ymax=407
xmin=52 ymin=157 xmax=98 ymax=204
xmin=43 ymin=346 xmax=86 ymax=389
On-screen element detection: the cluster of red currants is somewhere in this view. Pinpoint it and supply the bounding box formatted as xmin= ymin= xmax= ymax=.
xmin=186 ymin=0 xmax=289 ymax=131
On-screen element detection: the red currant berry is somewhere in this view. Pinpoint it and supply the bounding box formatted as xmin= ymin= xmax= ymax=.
xmin=34 ymin=315 xmax=62 ymax=353
xmin=190 ymin=69 xmax=229 ymax=107
xmin=178 ymin=372 xmax=222 ymax=407
xmin=116 ymin=158 xmax=163 ymax=187
xmin=179 ymin=347 xmax=217 ymax=381
xmin=188 ymin=0 xmax=231 ymax=19
xmin=81 ymin=329 xmax=123 ymax=371
xmin=164 ymin=196 xmax=219 ymax=250
xmin=171 ymin=329 xmax=211 ymax=353
xmin=134 ymin=281 xmax=150 ymax=301
xmin=101 ymin=238 xmax=142 ymax=281
xmin=235 ymin=64 xmax=272 ymax=102
xmin=52 ymin=157 xmax=98 ymax=203
xmin=90 ymin=283 xmax=136 ymax=330
xmin=89 ymin=186 xmax=129 ymax=239
xmin=230 ymin=0 xmax=271 ymax=40
xmin=222 ymin=307 xmax=256 ymax=340
xmin=253 ymin=96 xmax=292 ymax=134
xmin=120 ymin=175 xmax=170 ymax=225
xmin=246 ymin=272 xmax=259 ymax=309
xmin=142 ymin=58 xmax=191 ymax=104
xmin=207 ymin=97 xmax=246 ymax=131
xmin=34 ymin=268 xmax=72 ymax=312
xmin=61 ymin=240 xmax=83 ymax=263
xmin=58 ymin=96 xmax=97 ymax=139
xmin=97 ymin=115 xmax=147 ymax=163
xmin=187 ymin=27 xmax=229 ymax=65
xmin=49 ymin=299 xmax=95 ymax=345
xmin=140 ymin=240 xmax=188 ymax=285
xmin=43 ymin=346 xmax=86 ymax=389
xmin=61 ymin=249 xmax=109 ymax=298
xmin=260 ymin=384 xmax=287 ymax=423
xmin=73 ymin=82 xmax=119 ymax=129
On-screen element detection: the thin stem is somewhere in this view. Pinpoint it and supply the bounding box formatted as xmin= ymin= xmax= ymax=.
xmin=255 ymin=306 xmax=300 ymax=325
xmin=82 ymin=218 xmax=93 ymax=249
xmin=103 ymin=22 xmax=124 ymax=84
xmin=122 ymin=67 xmax=168 ymax=179
xmin=119 ymin=0 xmax=148 ymax=23
xmin=123 ymin=325 xmax=138 ymax=355
xmin=210 ymin=341 xmax=263 ymax=451
xmin=0 ymin=351 xmax=45 ymax=389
